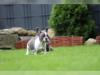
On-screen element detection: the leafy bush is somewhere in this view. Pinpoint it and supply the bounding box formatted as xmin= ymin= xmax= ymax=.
xmin=48 ymin=4 xmax=96 ymax=40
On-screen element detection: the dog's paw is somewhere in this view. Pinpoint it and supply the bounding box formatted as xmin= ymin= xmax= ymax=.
xmin=50 ymin=47 xmax=54 ymax=51
xmin=43 ymin=52 xmax=47 ymax=55
xmin=34 ymin=52 xmax=37 ymax=55
xmin=26 ymin=53 xmax=29 ymax=55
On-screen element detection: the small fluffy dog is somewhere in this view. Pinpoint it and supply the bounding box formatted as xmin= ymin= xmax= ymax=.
xmin=26 ymin=28 xmax=52 ymax=55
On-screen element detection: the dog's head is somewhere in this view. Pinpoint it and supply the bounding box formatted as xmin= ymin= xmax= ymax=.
xmin=40 ymin=29 xmax=50 ymax=43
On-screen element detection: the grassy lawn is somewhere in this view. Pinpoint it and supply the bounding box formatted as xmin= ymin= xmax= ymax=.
xmin=0 ymin=45 xmax=100 ymax=71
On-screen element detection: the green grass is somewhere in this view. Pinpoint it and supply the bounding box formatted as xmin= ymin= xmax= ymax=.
xmin=0 ymin=45 xmax=100 ymax=71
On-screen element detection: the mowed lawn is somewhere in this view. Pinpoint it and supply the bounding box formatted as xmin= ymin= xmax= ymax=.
xmin=0 ymin=45 xmax=100 ymax=71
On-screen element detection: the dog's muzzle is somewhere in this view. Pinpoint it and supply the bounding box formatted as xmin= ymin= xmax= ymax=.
xmin=43 ymin=37 xmax=50 ymax=43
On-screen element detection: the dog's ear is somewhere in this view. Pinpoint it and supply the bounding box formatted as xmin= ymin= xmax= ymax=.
xmin=36 ymin=27 xmax=40 ymax=33
xmin=45 ymin=28 xmax=48 ymax=32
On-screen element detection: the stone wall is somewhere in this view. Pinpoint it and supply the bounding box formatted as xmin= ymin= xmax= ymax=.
xmin=0 ymin=33 xmax=18 ymax=49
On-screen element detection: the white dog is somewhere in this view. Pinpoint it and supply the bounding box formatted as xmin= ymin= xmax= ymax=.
xmin=26 ymin=28 xmax=51 ymax=55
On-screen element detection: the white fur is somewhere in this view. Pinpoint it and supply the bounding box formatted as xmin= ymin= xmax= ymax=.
xmin=26 ymin=30 xmax=51 ymax=55
xmin=26 ymin=36 xmax=42 ymax=55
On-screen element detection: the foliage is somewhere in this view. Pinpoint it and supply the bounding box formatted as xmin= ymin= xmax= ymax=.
xmin=62 ymin=0 xmax=100 ymax=4
xmin=48 ymin=4 xmax=96 ymax=40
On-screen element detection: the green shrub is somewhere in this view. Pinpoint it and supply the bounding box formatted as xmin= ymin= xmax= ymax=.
xmin=48 ymin=4 xmax=96 ymax=40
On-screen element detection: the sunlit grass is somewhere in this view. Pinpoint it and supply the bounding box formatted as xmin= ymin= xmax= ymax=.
xmin=0 ymin=45 xmax=100 ymax=71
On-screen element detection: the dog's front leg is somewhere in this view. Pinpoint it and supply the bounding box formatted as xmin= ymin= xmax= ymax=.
xmin=26 ymin=45 xmax=30 ymax=55
xmin=44 ymin=43 xmax=47 ymax=54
